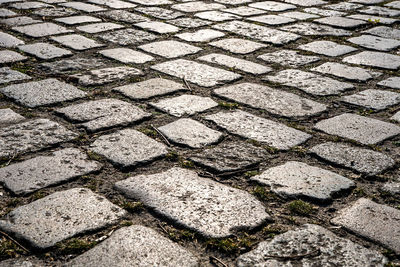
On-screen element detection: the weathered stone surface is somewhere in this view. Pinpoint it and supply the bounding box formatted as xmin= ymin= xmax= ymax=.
xmin=284 ymin=0 xmax=327 ymax=6
xmin=249 ymin=1 xmax=296 ymax=11
xmin=0 ymin=148 xmax=101 ymax=195
xmin=359 ymin=5 xmax=400 ymax=16
xmin=151 ymin=59 xmax=241 ymax=87
xmin=0 ymin=108 xmax=24 ymax=125
xmin=135 ymin=21 xmax=180 ymax=34
xmin=347 ymin=14 xmax=398 ymax=25
xmin=129 ymin=0 xmax=172 ymax=5
xmin=172 ymin=1 xmax=226 ymax=12
xmin=0 ymin=257 xmax=46 ymax=267
xmin=189 ymin=141 xmax=267 ymax=173
xmin=342 ymin=89 xmax=400 ymax=110
xmin=70 ymin=66 xmax=143 ymax=86
xmin=0 ymin=16 xmax=41 ymax=26
xmin=139 ymin=40 xmax=201 ymax=58
xmin=114 ymin=78 xmax=186 ymax=100
xmin=248 ymin=14 xmax=295 ymax=25
xmin=343 ymin=51 xmax=400 ymax=70
xmin=0 ymin=50 xmax=26 ymax=64
xmin=32 ymin=7 xmax=77 ymax=17
xmin=223 ymin=6 xmax=266 ymax=16
xmin=378 ymin=77 xmax=400 ymax=89
xmin=0 ymin=119 xmax=77 ymax=157
xmin=12 ymin=22 xmax=72 ymax=37
xmin=55 ymin=15 xmax=101 ymax=25
xmin=57 ymin=99 xmax=151 ymax=132
xmin=77 ymin=22 xmax=124 ymax=34
xmin=88 ymin=0 xmax=136 ymax=8
xmin=10 ymin=2 xmax=51 ymax=9
xmin=158 ymin=118 xmax=223 ymax=148
xmin=264 ymin=69 xmax=354 ymax=96
xmin=60 ymin=2 xmax=106 ymax=12
xmin=0 ymin=79 xmax=86 ymax=107
xmin=98 ymin=10 xmax=149 ymax=23
xmin=168 ymin=17 xmax=212 ymax=28
xmin=90 ymin=129 xmax=167 ymax=168
xmin=281 ymin=22 xmax=352 ymax=36
xmin=176 ymin=29 xmax=224 ymax=42
xmin=252 ymin=161 xmax=354 ymax=200
xmin=348 ymin=34 xmax=400 ymax=51
xmin=195 ymin=10 xmax=240 ymax=21
xmin=39 ymin=58 xmax=109 ymax=74
xmin=363 ymin=26 xmax=400 ymax=40
xmin=310 ymin=142 xmax=395 ymax=176
xmin=315 ymin=113 xmax=400 ymax=145
xmin=214 ymin=83 xmax=326 ymax=117
xmin=115 ymin=167 xmax=270 ymax=237
xmin=0 ymin=67 xmax=30 ymax=84
xmin=136 ymin=7 xmax=183 ymax=19
xmin=281 ymin=11 xmax=320 ymax=20
xmin=0 ymin=8 xmax=16 ymax=17
xmin=311 ymin=62 xmax=379 ymax=81
xmin=51 ymin=34 xmax=104 ymax=50
xmin=150 ymin=95 xmax=217 ymax=117
xmin=209 ymin=38 xmax=265 ymax=54
xmin=303 ymin=7 xmax=347 ymax=17
xmin=0 ymin=188 xmax=126 ymax=249
xmin=18 ymin=42 xmax=72 ymax=59
xmin=315 ymin=16 xmax=367 ymax=28
xmin=332 ymin=198 xmax=400 ymax=254
xmin=0 ymin=32 xmax=24 ymax=48
xmin=383 ymin=182 xmax=400 ymax=194
xmin=258 ymin=49 xmax=319 ymax=67
xmin=66 ymin=225 xmax=199 ymax=267
xmin=298 ymin=40 xmax=357 ymax=56
xmin=236 ymin=224 xmax=387 ymax=267
xmin=99 ymin=48 xmax=153 ymax=64
xmin=98 ymin=29 xmax=157 ymax=45
xmin=205 ymin=110 xmax=311 ymax=150
xmin=392 ymin=111 xmax=400 ymax=123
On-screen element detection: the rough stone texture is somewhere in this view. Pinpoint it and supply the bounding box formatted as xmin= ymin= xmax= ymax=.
xmin=236 ymin=224 xmax=387 ymax=267
xmin=0 ymin=188 xmax=126 ymax=249
xmin=223 ymin=6 xmax=266 ymax=16
xmin=205 ymin=110 xmax=311 ymax=150
xmin=0 ymin=67 xmax=30 ymax=84
xmin=55 ymin=15 xmax=101 ymax=25
xmin=77 ymin=23 xmax=124 ymax=34
xmin=18 ymin=42 xmax=72 ymax=59
xmin=39 ymin=58 xmax=109 ymax=74
xmin=0 ymin=79 xmax=86 ymax=107
xmin=99 ymin=48 xmax=153 ymax=64
xmin=0 ymin=50 xmax=27 ymax=64
xmin=247 ymin=14 xmax=295 ymax=25
xmin=209 ymin=38 xmax=265 ymax=54
xmin=341 ymin=89 xmax=400 ymax=110
xmin=151 ymin=59 xmax=241 ymax=87
xmin=98 ymin=29 xmax=157 ymax=46
xmin=150 ymin=94 xmax=217 ymax=117
xmin=12 ymin=22 xmax=72 ymax=37
xmin=249 ymin=1 xmax=296 ymax=11
xmin=0 ymin=108 xmax=24 ymax=125
xmin=0 ymin=16 xmax=41 ymax=26
xmin=214 ymin=83 xmax=326 ymax=117
xmin=98 ymin=10 xmax=150 ymax=23
xmin=158 ymin=118 xmax=223 ymax=148
xmin=383 ymin=182 xmax=400 ymax=194
xmin=281 ymin=22 xmax=352 ymax=36
xmin=51 ymin=34 xmax=104 ymax=50
xmin=311 ymin=62 xmax=379 ymax=82
xmin=298 ymin=40 xmax=357 ymax=56
xmin=176 ymin=29 xmax=224 ymax=42
xmin=168 ymin=17 xmax=212 ymax=28
xmin=195 ymin=11 xmax=241 ymax=21
xmin=377 ymin=77 xmax=400 ymax=89
xmin=315 ymin=113 xmax=400 ymax=145
xmin=363 ymin=26 xmax=400 ymax=40
xmin=0 ymin=119 xmax=77 ymax=157
xmin=135 ymin=21 xmax=180 ymax=34
xmin=332 ymin=198 xmax=400 ymax=254
xmin=70 ymin=67 xmax=143 ymax=86
xmin=66 ymin=225 xmax=199 ymax=267
xmin=347 ymin=14 xmax=398 ymax=25
xmin=0 ymin=32 xmax=24 ymax=48
xmin=172 ymin=1 xmax=226 ymax=12
xmin=392 ymin=111 xmax=400 ymax=123
xmin=310 ymin=142 xmax=395 ymax=176
xmin=115 ymin=167 xmax=270 ymax=238
xmin=189 ymin=141 xmax=267 ymax=173
xmin=56 ymin=99 xmax=151 ymax=132
xmin=90 ymin=129 xmax=167 ymax=168
xmin=0 ymin=148 xmax=101 ymax=195
xmin=258 ymin=49 xmax=320 ymax=67
xmin=343 ymin=51 xmax=400 ymax=70
xmin=348 ymin=34 xmax=400 ymax=51
xmin=139 ymin=40 xmax=201 ymax=58
xmin=315 ymin=16 xmax=367 ymax=28
xmin=135 ymin=7 xmax=183 ymax=19
xmin=60 ymin=2 xmax=106 ymax=12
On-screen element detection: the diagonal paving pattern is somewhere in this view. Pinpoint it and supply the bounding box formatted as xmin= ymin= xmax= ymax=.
xmin=0 ymin=0 xmax=400 ymax=265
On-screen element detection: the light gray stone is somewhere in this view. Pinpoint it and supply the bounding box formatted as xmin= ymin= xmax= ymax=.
xmin=0 ymin=8 xmax=16 ymax=17
xmin=315 ymin=16 xmax=367 ymax=28
xmin=378 ymin=77 xmax=400 ymax=89
xmin=280 ymin=11 xmax=320 ymax=20
xmin=258 ymin=49 xmax=320 ymax=67
xmin=98 ymin=29 xmax=157 ymax=45
xmin=18 ymin=42 xmax=72 ymax=59
xmin=176 ymin=29 xmax=224 ymax=42
xmin=0 ymin=188 xmax=126 ymax=249
xmin=88 ymin=0 xmax=136 ymax=8
xmin=392 ymin=111 xmax=400 ymax=123
xmin=342 ymin=89 xmax=400 ymax=110
xmin=70 ymin=66 xmax=143 ymax=86
xmin=0 ymin=148 xmax=101 ymax=195
xmin=0 ymin=32 xmax=24 ymax=47
xmin=311 ymin=62 xmax=379 ymax=81
xmin=172 ymin=1 xmax=226 ymax=12
xmin=195 ymin=11 xmax=240 ymax=21
xmin=298 ymin=40 xmax=357 ymax=56
xmin=114 ymin=78 xmax=186 ymax=100
xmin=247 ymin=14 xmax=295 ymax=25
xmin=0 ymin=67 xmax=30 ymax=84
xmin=359 ymin=5 xmax=400 ymax=16
xmin=55 ymin=15 xmax=101 ymax=25
xmin=77 ymin=22 xmax=124 ymax=33
xmin=303 ymin=7 xmax=347 ymax=17
xmin=39 ymin=58 xmax=109 ymax=74
xmin=214 ymin=83 xmax=326 ymax=117
xmin=0 ymin=50 xmax=26 ymax=64
xmin=237 ymin=224 xmax=387 ymax=267
xmin=139 ymin=40 xmax=201 ymax=58
xmin=168 ymin=17 xmax=212 ymax=28
xmin=158 ymin=118 xmax=223 ymax=148
xmin=12 ymin=22 xmax=72 ymax=37
xmin=315 ymin=113 xmax=400 ymax=145
xmin=32 ymin=7 xmax=77 ymax=17
xmin=135 ymin=7 xmax=184 ymax=19
xmin=223 ymin=6 xmax=266 ymax=16
xmin=150 ymin=95 xmax=217 ymax=117
xmin=98 ymin=10 xmax=150 ymax=23
xmin=311 ymin=142 xmax=395 ymax=176
xmin=129 ymin=0 xmax=172 ymax=5
xmin=0 ymin=257 xmax=45 ymax=267
xmin=363 ymin=26 xmax=400 ymax=40
xmin=385 ymin=0 xmax=400 ymax=8
xmin=249 ymin=1 xmax=296 ymax=11
xmin=347 ymin=14 xmax=398 ymax=25
xmin=0 ymin=79 xmax=86 ymax=107
xmin=90 ymin=129 xmax=167 ymax=168
xmin=348 ymin=34 xmax=400 ymax=51
xmin=60 ymin=2 xmax=107 ymax=12
xmin=99 ymin=48 xmax=153 ymax=64
xmin=51 ymin=34 xmax=104 ymax=51
xmin=151 ymin=59 xmax=241 ymax=87
xmin=0 ymin=108 xmax=24 ymax=124
xmin=0 ymin=118 xmax=77 ymax=158
xmin=10 ymin=1 xmax=51 ymax=9
xmin=332 ymin=198 xmax=400 ymax=254
xmin=115 ymin=167 xmax=270 ymax=238
xmin=383 ymin=182 xmax=400 ymax=194
xmin=135 ymin=21 xmax=180 ymax=34
xmin=343 ymin=51 xmax=400 ymax=70
xmin=281 ymin=22 xmax=352 ymax=36
xmin=209 ymin=38 xmax=265 ymax=54
xmin=325 ymin=2 xmax=363 ymax=11
xmin=205 ymin=110 xmax=311 ymax=150
xmin=66 ymin=225 xmax=199 ymax=267
xmin=283 ymin=0 xmax=327 ymax=6
xmin=57 ymin=99 xmax=151 ymax=132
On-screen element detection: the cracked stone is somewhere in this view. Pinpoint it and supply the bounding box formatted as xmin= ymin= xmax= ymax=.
xmin=209 ymin=38 xmax=265 ymax=54
xmin=77 ymin=22 xmax=124 ymax=34
xmin=99 ymin=48 xmax=154 ymax=64
xmin=139 ymin=40 xmax=201 ymax=58
xmin=258 ymin=49 xmax=320 ymax=67
xmin=12 ymin=22 xmax=72 ymax=37
xmin=0 ymin=67 xmax=30 ymax=84
xmin=311 ymin=62 xmax=380 ymax=81
xmin=176 ymin=29 xmax=224 ymax=42
xmin=298 ymin=40 xmax=357 ymax=56
xmin=70 ymin=66 xmax=143 ymax=86
xmin=51 ymin=34 xmax=104 ymax=50
xmin=0 ymin=108 xmax=24 ymax=125
xmin=343 ymin=51 xmax=400 ymax=70
xmin=98 ymin=29 xmax=157 ymax=45
xmin=347 ymin=34 xmax=400 ymax=51
xmin=0 ymin=32 xmax=24 ymax=48
xmin=18 ymin=42 xmax=72 ymax=59
xmin=342 ymin=89 xmax=400 ymax=110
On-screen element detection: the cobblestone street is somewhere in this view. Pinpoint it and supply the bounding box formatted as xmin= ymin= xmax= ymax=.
xmin=0 ymin=0 xmax=400 ymax=266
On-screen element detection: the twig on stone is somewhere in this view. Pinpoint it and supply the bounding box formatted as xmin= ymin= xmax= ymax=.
xmin=183 ymin=77 xmax=192 ymax=91
xmin=0 ymin=230 xmax=29 ymax=253
xmin=151 ymin=124 xmax=171 ymax=147
xmin=210 ymin=256 xmax=229 ymax=267
xmin=5 ymin=153 xmax=17 ymax=166
xmin=158 ymin=223 xmax=169 ymax=235
xmin=264 ymin=249 xmax=321 ymax=261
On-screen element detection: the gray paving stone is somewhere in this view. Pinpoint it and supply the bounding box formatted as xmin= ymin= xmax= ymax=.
xmin=325 ymin=2 xmax=363 ymax=11
xmin=113 ymin=78 xmax=186 ymax=100
xmin=347 ymin=14 xmax=398 ymax=25
xmin=70 ymin=66 xmax=143 ymax=86
xmin=0 ymin=257 xmax=45 ymax=267
xmin=247 ymin=14 xmax=295 ymax=25
xmin=0 ymin=108 xmax=24 ymax=124
xmin=311 ymin=62 xmax=379 ymax=81
xmin=310 ymin=142 xmax=395 ymax=176
xmin=151 ymin=59 xmax=241 ymax=87
xmin=332 ymin=198 xmax=400 ymax=254
xmin=213 ymin=20 xmax=300 ymax=45
xmin=0 ymin=119 xmax=77 ymax=157
xmin=283 ymin=0 xmax=326 ymax=6
xmin=88 ymin=0 xmax=136 ymax=8
xmin=315 ymin=113 xmax=400 ymax=145
xmin=248 ymin=1 xmax=296 ymax=11
xmin=378 ymin=77 xmax=400 ymax=89
xmin=90 ymin=129 xmax=167 ymax=168
xmin=0 ymin=16 xmax=41 ymax=26
xmin=209 ymin=38 xmax=265 ymax=54
xmin=139 ymin=40 xmax=201 ymax=58
xmin=129 ymin=0 xmax=172 ymax=5
xmin=392 ymin=111 xmax=400 ymax=122
xmin=135 ymin=21 xmax=180 ymax=34
xmin=189 ymin=141 xmax=267 ymax=173
xmin=342 ymin=89 xmax=400 ymax=110
xmin=281 ymin=22 xmax=352 ymax=36
xmin=348 ymin=34 xmax=400 ymax=51
xmin=363 ymin=26 xmax=400 ymax=40
xmin=214 ymin=83 xmax=326 ymax=118
xmin=264 ymin=69 xmax=354 ymax=96
xmin=0 ymin=50 xmax=26 ymax=64
xmin=343 ymin=51 xmax=400 ymax=70
xmin=115 ymin=167 xmax=270 ymax=238
xmin=385 ymin=0 xmax=400 ymax=8
xmin=0 ymin=148 xmax=101 ymax=195
xmin=98 ymin=10 xmax=150 ymax=23
xmin=158 ymin=118 xmax=223 ymax=148
xmin=205 ymin=110 xmax=311 ymax=150
xmin=10 ymin=1 xmax=51 ymax=9
xmin=280 ymin=11 xmax=320 ymax=20
xmin=303 ymin=7 xmax=347 ymax=16
xmin=359 ymin=5 xmax=400 ymax=16
xmin=98 ymin=29 xmax=158 ymax=45
xmin=12 ymin=22 xmax=72 ymax=37
xmin=168 ymin=17 xmax=212 ymax=28
xmin=39 ymin=57 xmax=109 ymax=74
xmin=298 ymin=40 xmax=357 ymax=57
xmin=382 ymin=182 xmax=400 ymax=194
xmin=236 ymin=224 xmax=387 ymax=267
xmin=99 ymin=48 xmax=153 ymax=64
xmin=315 ymin=16 xmax=367 ymax=28
xmin=54 ymin=15 xmax=101 ymax=25
xmin=252 ymin=161 xmax=354 ymax=200
xmin=0 ymin=32 xmax=24 ymax=48
xmin=198 ymin=53 xmax=271 ymax=74
xmin=172 ymin=1 xmax=226 ymax=12
xmin=0 ymin=188 xmax=126 ymax=249
xmin=0 ymin=67 xmax=30 ymax=84
xmin=195 ymin=10 xmax=240 ymax=21
xmin=51 ymin=34 xmax=104 ymax=51
xmin=18 ymin=42 xmax=72 ymax=59
xmin=258 ymin=49 xmax=320 ymax=67
xmin=66 ymin=225 xmax=199 ymax=267
xmin=150 ymin=95 xmax=217 ymax=117
xmin=222 ymin=6 xmax=266 ymax=16
xmin=32 ymin=7 xmax=77 ymax=17
xmin=352 ymin=0 xmax=385 ymax=3
xmin=60 ymin=2 xmax=107 ymax=12
xmin=214 ymin=0 xmax=252 ymax=4
xmin=57 ymin=99 xmax=151 ymax=132
xmin=135 ymin=7 xmax=184 ymax=19
xmin=77 ymin=22 xmax=124 ymax=34
xmin=0 ymin=8 xmax=16 ymax=17
xmin=176 ymin=29 xmax=224 ymax=42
